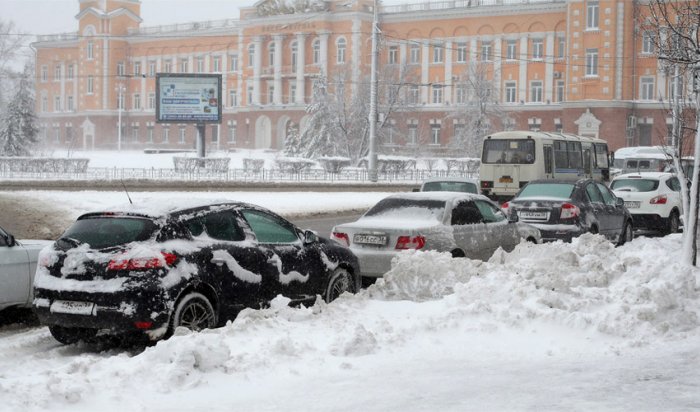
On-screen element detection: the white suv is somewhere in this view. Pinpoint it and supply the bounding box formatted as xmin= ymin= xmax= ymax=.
xmin=610 ymin=172 xmax=683 ymax=234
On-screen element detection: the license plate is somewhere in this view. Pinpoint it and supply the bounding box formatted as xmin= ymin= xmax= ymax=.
xmin=499 ymin=176 xmax=513 ymax=183
xmin=50 ymin=300 xmax=95 ymax=316
xmin=519 ymin=211 xmax=548 ymax=219
xmin=624 ymin=201 xmax=640 ymax=209
xmin=353 ymin=234 xmax=387 ymax=245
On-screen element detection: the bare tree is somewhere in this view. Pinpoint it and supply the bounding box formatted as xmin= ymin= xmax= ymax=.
xmin=0 ymin=19 xmax=26 ymax=113
xmin=643 ymin=0 xmax=700 ymax=265
xmin=448 ymin=62 xmax=509 ymax=158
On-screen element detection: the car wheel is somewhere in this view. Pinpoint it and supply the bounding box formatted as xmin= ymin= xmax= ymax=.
xmin=49 ymin=325 xmax=97 ymax=345
xmin=666 ymin=211 xmax=680 ymax=235
xmin=451 ymin=248 xmax=466 ymax=258
xmin=325 ymin=268 xmax=354 ymax=302
xmin=170 ymin=292 xmax=217 ymax=334
xmin=588 ymin=225 xmax=599 ymax=235
xmin=617 ymin=220 xmax=633 ymax=246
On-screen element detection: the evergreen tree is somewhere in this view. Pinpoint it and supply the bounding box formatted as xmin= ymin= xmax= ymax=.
xmin=0 ymin=65 xmax=39 ymax=156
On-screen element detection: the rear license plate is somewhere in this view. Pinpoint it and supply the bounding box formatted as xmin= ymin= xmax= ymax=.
xmin=624 ymin=201 xmax=640 ymax=209
xmin=353 ymin=234 xmax=387 ymax=245
xmin=519 ymin=211 xmax=548 ymax=220
xmin=50 ymin=300 xmax=95 ymax=316
xmin=499 ymin=176 xmax=513 ymax=183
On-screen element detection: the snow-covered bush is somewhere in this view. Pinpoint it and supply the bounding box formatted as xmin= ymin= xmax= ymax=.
xmin=317 ymin=156 xmax=351 ymax=173
xmin=0 ymin=157 xmax=89 ymax=173
xmin=173 ymin=157 xmax=230 ymax=173
xmin=243 ymin=158 xmax=265 ymax=172
xmin=446 ymin=157 xmax=480 ymax=174
xmin=274 ymin=157 xmax=315 ymax=173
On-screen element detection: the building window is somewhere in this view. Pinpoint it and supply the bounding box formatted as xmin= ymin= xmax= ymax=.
xmin=54 ymin=96 xmax=61 ymax=112
xmin=586 ymin=0 xmax=599 ymax=30
xmin=228 ymin=125 xmax=236 ymax=143
xmin=132 ymin=127 xmax=139 ymax=142
xmin=290 ymin=84 xmax=296 ymax=103
xmin=86 ymin=41 xmax=94 ymax=60
xmin=41 ymin=65 xmax=48 ymax=82
xmin=41 ymin=96 xmax=48 ymax=112
xmin=408 ymin=125 xmax=418 ymax=144
xmin=558 ymin=37 xmax=566 ymax=58
xmin=532 ymin=39 xmax=544 ymax=60
xmin=180 ymin=59 xmax=188 ymax=73
xmin=179 ymin=127 xmax=186 ymax=144
xmin=230 ymin=55 xmax=238 ymax=71
xmin=162 ymin=127 xmax=170 ymax=143
xmin=196 ymin=57 xmax=204 ymax=73
xmin=432 ymin=85 xmax=443 ymax=104
xmin=337 ymin=38 xmax=346 ymax=64
xmin=456 ymin=85 xmax=467 ymax=104
xmin=408 ymin=85 xmax=420 ymax=104
xmin=530 ymin=80 xmax=543 ymax=102
xmin=268 ymin=85 xmax=274 ymax=104
xmin=117 ymin=93 xmax=124 ymax=110
xmin=585 ymin=48 xmax=598 ymax=76
xmin=148 ymin=93 xmax=155 ymax=110
xmin=505 ymin=81 xmax=517 ymax=103
xmin=387 ymin=85 xmax=399 ymax=103
xmin=164 ymin=60 xmax=172 ymax=73
xmin=432 ymin=43 xmax=443 ymax=63
xmin=149 ymin=61 xmax=156 ymax=77
xmin=410 ymin=43 xmax=420 ymax=64
xmin=67 ymin=95 xmax=74 ymax=111
xmin=213 ymin=56 xmax=221 ymax=72
xmin=268 ymin=42 xmax=275 ymax=66
xmin=133 ymin=94 xmax=141 ymax=110
xmin=54 ymin=127 xmax=61 ymax=142
xmin=481 ymin=41 xmax=493 ymax=61
xmin=248 ymin=44 xmax=255 ymax=67
xmin=87 ymin=76 xmax=94 ymax=94
xmin=65 ymin=126 xmax=73 ymax=143
xmin=456 ymin=42 xmax=467 ymax=63
xmin=640 ymin=77 xmax=655 ymax=100
xmin=247 ymin=86 xmax=253 ymax=105
xmin=291 ymin=42 xmax=298 ymax=67
xmin=642 ymin=31 xmax=655 ymax=54
xmin=134 ymin=61 xmax=141 ymax=76
xmin=229 ymin=90 xmax=238 ymax=107
xmin=506 ymin=40 xmax=517 ymax=60
xmin=556 ymin=80 xmax=565 ymax=102
xmin=312 ymin=39 xmax=320 ymax=64
xmin=117 ymin=61 xmax=125 ymax=77
xmin=431 ymin=126 xmax=441 ymax=145
xmin=147 ymin=126 xmax=154 ymax=143
xmin=388 ymin=46 xmax=398 ymax=64
xmin=54 ymin=65 xmax=61 ymax=81
xmin=669 ymin=77 xmax=684 ymax=101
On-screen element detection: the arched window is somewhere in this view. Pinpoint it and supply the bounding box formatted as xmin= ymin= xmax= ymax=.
xmin=248 ymin=44 xmax=255 ymax=67
xmin=312 ymin=39 xmax=320 ymax=64
xmin=336 ymin=38 xmax=346 ymax=64
xmin=290 ymin=41 xmax=298 ymax=68
xmin=268 ymin=42 xmax=275 ymax=66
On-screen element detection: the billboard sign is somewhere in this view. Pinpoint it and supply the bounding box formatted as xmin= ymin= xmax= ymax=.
xmin=156 ymin=74 xmax=222 ymax=123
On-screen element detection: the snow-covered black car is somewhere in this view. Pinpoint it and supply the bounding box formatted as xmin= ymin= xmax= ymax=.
xmin=33 ymin=200 xmax=360 ymax=344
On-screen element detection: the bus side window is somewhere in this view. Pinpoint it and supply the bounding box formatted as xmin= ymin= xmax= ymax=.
xmin=583 ymin=149 xmax=592 ymax=175
xmin=554 ymin=141 xmax=568 ymax=169
xmin=543 ymin=146 xmax=553 ymax=174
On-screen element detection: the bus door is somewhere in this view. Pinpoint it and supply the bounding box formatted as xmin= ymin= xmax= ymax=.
xmin=543 ymin=145 xmax=553 ymax=178
xmin=583 ymin=147 xmax=592 ymax=178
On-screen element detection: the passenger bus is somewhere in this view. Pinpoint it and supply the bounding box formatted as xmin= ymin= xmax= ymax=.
xmin=479 ymin=131 xmax=610 ymax=200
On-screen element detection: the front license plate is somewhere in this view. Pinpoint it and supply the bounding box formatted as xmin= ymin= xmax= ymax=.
xmin=50 ymin=300 xmax=95 ymax=316
xmin=353 ymin=234 xmax=387 ymax=245
xmin=519 ymin=211 xmax=548 ymax=220
xmin=624 ymin=201 xmax=640 ymax=209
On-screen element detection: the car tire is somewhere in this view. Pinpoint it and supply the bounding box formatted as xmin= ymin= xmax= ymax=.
xmin=617 ymin=220 xmax=633 ymax=246
xmin=49 ymin=325 xmax=97 ymax=345
xmin=450 ymin=249 xmax=466 ymax=258
xmin=169 ymin=292 xmax=217 ymax=334
xmin=325 ymin=268 xmax=354 ymax=302
xmin=666 ymin=211 xmax=680 ymax=235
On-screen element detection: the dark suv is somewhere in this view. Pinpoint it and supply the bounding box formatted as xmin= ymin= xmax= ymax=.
xmin=34 ymin=201 xmax=360 ymax=344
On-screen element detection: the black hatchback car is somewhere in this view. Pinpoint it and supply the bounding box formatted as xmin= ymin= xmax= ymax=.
xmin=502 ymin=179 xmax=633 ymax=244
xmin=33 ymin=201 xmax=360 ymax=344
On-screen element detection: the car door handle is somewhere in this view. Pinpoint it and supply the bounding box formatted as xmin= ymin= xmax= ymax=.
xmin=211 ymin=258 xmax=226 ymax=266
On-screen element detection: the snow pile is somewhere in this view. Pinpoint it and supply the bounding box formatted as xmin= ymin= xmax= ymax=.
xmin=372 ymin=233 xmax=699 ymax=344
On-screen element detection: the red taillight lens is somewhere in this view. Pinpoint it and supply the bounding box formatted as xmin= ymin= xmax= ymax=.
xmin=481 ymin=181 xmax=493 ymax=189
xmin=501 ymin=201 xmax=510 ymax=212
xmin=331 ymin=232 xmax=350 ymax=247
xmin=108 ymin=252 xmax=177 ymax=271
xmin=560 ymin=203 xmax=580 ymax=220
xmin=134 ymin=321 xmax=153 ymax=330
xmin=650 ymin=195 xmax=667 ymax=205
xmin=395 ymin=235 xmax=426 ymax=250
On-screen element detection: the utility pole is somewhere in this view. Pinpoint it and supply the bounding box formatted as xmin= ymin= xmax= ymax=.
xmin=116 ymin=83 xmax=125 ymax=151
xmin=367 ymin=0 xmax=379 ymax=182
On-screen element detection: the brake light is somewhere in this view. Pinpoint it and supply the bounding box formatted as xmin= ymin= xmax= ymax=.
xmin=560 ymin=203 xmax=580 ymax=220
xmin=501 ymin=201 xmax=510 ymax=213
xmin=108 ymin=252 xmax=177 ymax=271
xmin=395 ymin=235 xmax=426 ymax=250
xmin=134 ymin=321 xmax=153 ymax=330
xmin=650 ymin=195 xmax=667 ymax=205
xmin=331 ymin=232 xmax=350 ymax=247
xmin=481 ymin=181 xmax=493 ymax=189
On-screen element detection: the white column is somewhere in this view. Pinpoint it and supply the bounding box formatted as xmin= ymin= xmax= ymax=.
xmin=274 ymin=35 xmax=283 ymax=105
xmin=421 ymin=41 xmax=430 ymax=104
xmin=493 ymin=37 xmax=502 ymax=101
xmin=140 ymin=56 xmax=147 ymax=109
xmin=545 ymin=32 xmax=554 ymax=103
xmin=72 ymin=61 xmax=78 ymax=111
xmin=615 ymin=2 xmax=625 ymax=100
xmin=519 ymin=35 xmax=528 ymax=102
xmin=351 ymin=19 xmax=362 ymax=95
xmin=469 ymin=38 xmax=478 ymax=65
xmin=103 ymin=38 xmax=110 ymax=110
xmin=400 ymin=42 xmax=407 ymax=66
xmin=59 ymin=62 xmax=66 ymax=110
xmin=253 ymin=36 xmax=262 ymax=105
xmin=319 ymin=31 xmax=330 ymax=75
xmin=295 ymin=32 xmax=306 ymax=104
xmin=237 ymin=29 xmax=244 ymax=109
xmin=444 ymin=41 xmax=453 ymax=104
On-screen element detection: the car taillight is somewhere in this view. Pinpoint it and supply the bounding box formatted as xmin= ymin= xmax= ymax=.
xmin=650 ymin=195 xmax=667 ymax=205
xmin=501 ymin=201 xmax=510 ymax=213
xmin=108 ymin=252 xmax=177 ymax=271
xmin=560 ymin=203 xmax=580 ymax=220
xmin=395 ymin=235 xmax=426 ymax=250
xmin=481 ymin=181 xmax=493 ymax=189
xmin=331 ymin=232 xmax=350 ymax=247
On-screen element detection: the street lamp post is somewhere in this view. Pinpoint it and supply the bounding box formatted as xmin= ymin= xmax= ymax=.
xmin=367 ymin=0 xmax=380 ymax=182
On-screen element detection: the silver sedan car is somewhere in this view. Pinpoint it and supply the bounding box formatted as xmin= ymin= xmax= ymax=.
xmin=0 ymin=225 xmax=52 ymax=313
xmin=331 ymin=192 xmax=541 ymax=279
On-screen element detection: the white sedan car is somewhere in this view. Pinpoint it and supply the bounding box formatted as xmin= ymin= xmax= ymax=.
xmin=610 ymin=172 xmax=683 ymax=234
xmin=331 ymin=192 xmax=541 ymax=279
xmin=0 ymin=225 xmax=52 ymax=313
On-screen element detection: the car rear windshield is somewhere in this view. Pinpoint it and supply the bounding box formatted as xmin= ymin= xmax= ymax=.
xmin=422 ymin=181 xmax=478 ymax=194
xmin=610 ymin=179 xmax=659 ymax=192
xmin=61 ymin=216 xmax=157 ymax=249
xmin=517 ymin=183 xmax=575 ymax=199
xmin=364 ymin=198 xmax=446 ymax=221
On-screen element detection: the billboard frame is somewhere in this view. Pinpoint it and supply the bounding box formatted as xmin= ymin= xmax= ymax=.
xmin=155 ymin=73 xmax=223 ymax=124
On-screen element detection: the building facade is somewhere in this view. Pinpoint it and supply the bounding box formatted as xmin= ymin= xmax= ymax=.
xmin=34 ymin=0 xmax=684 ymax=154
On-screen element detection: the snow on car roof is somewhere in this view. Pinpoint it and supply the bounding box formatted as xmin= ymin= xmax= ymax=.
xmin=384 ymin=191 xmax=487 ymax=202
xmin=421 ymin=176 xmax=479 ymax=184
xmin=78 ymin=198 xmax=248 ymax=219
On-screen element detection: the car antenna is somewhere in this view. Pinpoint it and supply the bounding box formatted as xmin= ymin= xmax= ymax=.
xmin=120 ymin=179 xmax=133 ymax=205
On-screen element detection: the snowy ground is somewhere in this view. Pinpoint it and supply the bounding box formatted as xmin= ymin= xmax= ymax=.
xmin=0 ymin=230 xmax=698 ymax=411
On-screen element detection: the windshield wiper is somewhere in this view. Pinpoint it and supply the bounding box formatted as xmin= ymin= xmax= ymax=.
xmin=58 ymin=237 xmax=82 ymax=247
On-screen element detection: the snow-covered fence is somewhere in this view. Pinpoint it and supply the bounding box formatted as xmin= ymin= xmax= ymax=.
xmin=0 ymin=157 xmax=89 ymax=173
xmin=445 ymin=158 xmax=481 ymax=174
xmin=274 ymin=157 xmax=315 ymax=173
xmin=173 ymin=157 xmax=230 ymax=173
xmin=243 ymin=158 xmax=265 ymax=173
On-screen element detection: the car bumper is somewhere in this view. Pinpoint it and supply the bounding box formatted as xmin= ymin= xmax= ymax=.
xmin=349 ymin=248 xmax=399 ymax=278
xmin=528 ymin=223 xmax=583 ymax=243
xmin=629 ymin=213 xmax=667 ymax=230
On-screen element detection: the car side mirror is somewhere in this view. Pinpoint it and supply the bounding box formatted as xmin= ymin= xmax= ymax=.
xmin=616 ymin=197 xmax=624 ymax=207
xmin=303 ymin=230 xmax=318 ymax=245
xmin=508 ymin=213 xmax=519 ymax=223
xmin=2 ymin=234 xmax=15 ymax=247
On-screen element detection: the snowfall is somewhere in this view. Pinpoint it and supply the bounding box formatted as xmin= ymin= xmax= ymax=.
xmin=0 ymin=151 xmax=699 ymax=411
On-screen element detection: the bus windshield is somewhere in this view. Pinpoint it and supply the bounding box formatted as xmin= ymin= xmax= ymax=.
xmin=482 ymin=139 xmax=535 ymax=164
